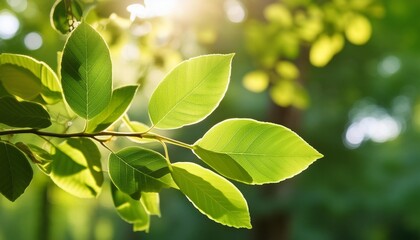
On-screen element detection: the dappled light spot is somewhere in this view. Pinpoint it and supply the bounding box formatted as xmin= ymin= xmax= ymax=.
xmin=7 ymin=0 xmax=27 ymax=12
xmin=24 ymin=32 xmax=42 ymax=50
xmin=0 ymin=11 xmax=20 ymax=40
xmin=242 ymin=71 xmax=269 ymax=93
xmin=224 ymin=0 xmax=246 ymax=23
xmin=344 ymin=101 xmax=402 ymax=149
xmin=345 ymin=14 xmax=372 ymax=45
xmin=377 ymin=55 xmax=401 ymax=77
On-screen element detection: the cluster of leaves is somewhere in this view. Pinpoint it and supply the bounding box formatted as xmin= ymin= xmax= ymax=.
xmin=243 ymin=0 xmax=384 ymax=108
xmin=0 ymin=6 xmax=323 ymax=234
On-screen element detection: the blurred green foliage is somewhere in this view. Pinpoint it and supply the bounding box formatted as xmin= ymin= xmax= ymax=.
xmin=2 ymin=0 xmax=420 ymax=239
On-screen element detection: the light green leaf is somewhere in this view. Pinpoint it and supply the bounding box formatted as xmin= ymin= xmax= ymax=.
xmin=0 ymin=53 xmax=62 ymax=104
xmin=108 ymin=147 xmax=176 ymax=195
xmin=50 ymin=0 xmax=83 ymax=34
xmin=148 ymin=54 xmax=234 ymax=129
xmin=141 ymin=192 xmax=160 ymax=216
xmin=50 ymin=138 xmax=103 ymax=198
xmin=119 ymin=118 xmax=155 ymax=144
xmin=0 ymin=141 xmax=33 ymax=202
xmin=0 ymin=97 xmax=51 ymax=129
xmin=194 ymin=118 xmax=323 ymax=184
xmin=61 ymin=22 xmax=112 ymax=119
xmin=87 ymin=85 xmax=139 ymax=133
xmin=26 ymin=144 xmax=53 ymax=175
xmin=172 ymin=162 xmax=251 ymax=229
xmin=111 ymin=182 xmax=150 ymax=232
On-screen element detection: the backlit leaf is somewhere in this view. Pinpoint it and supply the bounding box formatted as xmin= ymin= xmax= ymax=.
xmin=148 ymin=54 xmax=234 ymax=129
xmin=61 ymin=22 xmax=112 ymax=119
xmin=345 ymin=14 xmax=372 ymax=45
xmin=0 ymin=53 xmax=61 ymax=104
xmin=50 ymin=138 xmax=103 ymax=198
xmin=141 ymin=192 xmax=160 ymax=216
xmin=111 ymin=182 xmax=150 ymax=232
xmin=108 ymin=147 xmax=175 ymax=195
xmin=0 ymin=141 xmax=33 ymax=202
xmin=0 ymin=97 xmax=51 ymax=129
xmin=194 ymin=119 xmax=323 ymax=184
xmin=87 ymin=85 xmax=138 ymax=133
xmin=172 ymin=162 xmax=251 ymax=229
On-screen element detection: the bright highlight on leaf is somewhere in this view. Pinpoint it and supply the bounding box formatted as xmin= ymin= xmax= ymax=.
xmin=0 ymin=141 xmax=33 ymax=202
xmin=148 ymin=54 xmax=234 ymax=129
xmin=50 ymin=138 xmax=103 ymax=198
xmin=194 ymin=118 xmax=323 ymax=184
xmin=111 ymin=183 xmax=150 ymax=232
xmin=0 ymin=53 xmax=61 ymax=104
xmin=172 ymin=162 xmax=251 ymax=229
xmin=61 ymin=22 xmax=112 ymax=120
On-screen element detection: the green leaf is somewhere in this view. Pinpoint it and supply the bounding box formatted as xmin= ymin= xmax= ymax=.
xmin=50 ymin=0 xmax=83 ymax=34
xmin=0 ymin=97 xmax=51 ymax=129
xmin=194 ymin=118 xmax=323 ymax=184
xmin=108 ymin=147 xmax=176 ymax=195
xmin=26 ymin=144 xmax=53 ymax=175
xmin=86 ymin=85 xmax=138 ymax=133
xmin=0 ymin=141 xmax=33 ymax=202
xmin=140 ymin=192 xmax=160 ymax=216
xmin=50 ymin=138 xmax=103 ymax=198
xmin=111 ymin=182 xmax=150 ymax=232
xmin=119 ymin=118 xmax=155 ymax=144
xmin=171 ymin=162 xmax=251 ymax=229
xmin=61 ymin=22 xmax=112 ymax=119
xmin=0 ymin=53 xmax=62 ymax=104
xmin=148 ymin=54 xmax=234 ymax=129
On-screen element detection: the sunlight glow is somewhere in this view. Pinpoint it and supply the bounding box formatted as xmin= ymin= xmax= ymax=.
xmin=224 ymin=0 xmax=246 ymax=23
xmin=7 ymin=0 xmax=27 ymax=12
xmin=127 ymin=0 xmax=180 ymax=21
xmin=0 ymin=11 xmax=20 ymax=39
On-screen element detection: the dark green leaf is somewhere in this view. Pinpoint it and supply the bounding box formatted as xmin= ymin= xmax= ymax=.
xmin=108 ymin=147 xmax=176 ymax=195
xmin=0 ymin=97 xmax=51 ymax=129
xmin=0 ymin=141 xmax=33 ymax=202
xmin=61 ymin=22 xmax=112 ymax=119
xmin=50 ymin=0 xmax=83 ymax=34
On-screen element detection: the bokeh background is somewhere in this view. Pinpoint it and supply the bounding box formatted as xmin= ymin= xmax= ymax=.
xmin=2 ymin=0 xmax=420 ymax=239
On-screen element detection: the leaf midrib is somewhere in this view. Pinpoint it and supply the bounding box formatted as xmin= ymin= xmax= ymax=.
xmin=154 ymin=58 xmax=227 ymax=127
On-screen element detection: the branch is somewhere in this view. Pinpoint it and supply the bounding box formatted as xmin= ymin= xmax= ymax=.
xmin=0 ymin=129 xmax=194 ymax=149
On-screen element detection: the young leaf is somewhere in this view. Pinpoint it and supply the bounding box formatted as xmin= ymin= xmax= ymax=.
xmin=50 ymin=138 xmax=103 ymax=198
xmin=61 ymin=22 xmax=112 ymax=119
xmin=50 ymin=0 xmax=83 ymax=34
xmin=171 ymin=162 xmax=251 ymax=229
xmin=141 ymin=192 xmax=161 ymax=216
xmin=111 ymin=182 xmax=150 ymax=232
xmin=26 ymin=144 xmax=53 ymax=175
xmin=108 ymin=147 xmax=176 ymax=195
xmin=194 ymin=118 xmax=323 ymax=184
xmin=86 ymin=85 xmax=138 ymax=133
xmin=0 ymin=141 xmax=33 ymax=202
xmin=0 ymin=97 xmax=51 ymax=129
xmin=148 ymin=54 xmax=234 ymax=129
xmin=0 ymin=53 xmax=62 ymax=104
